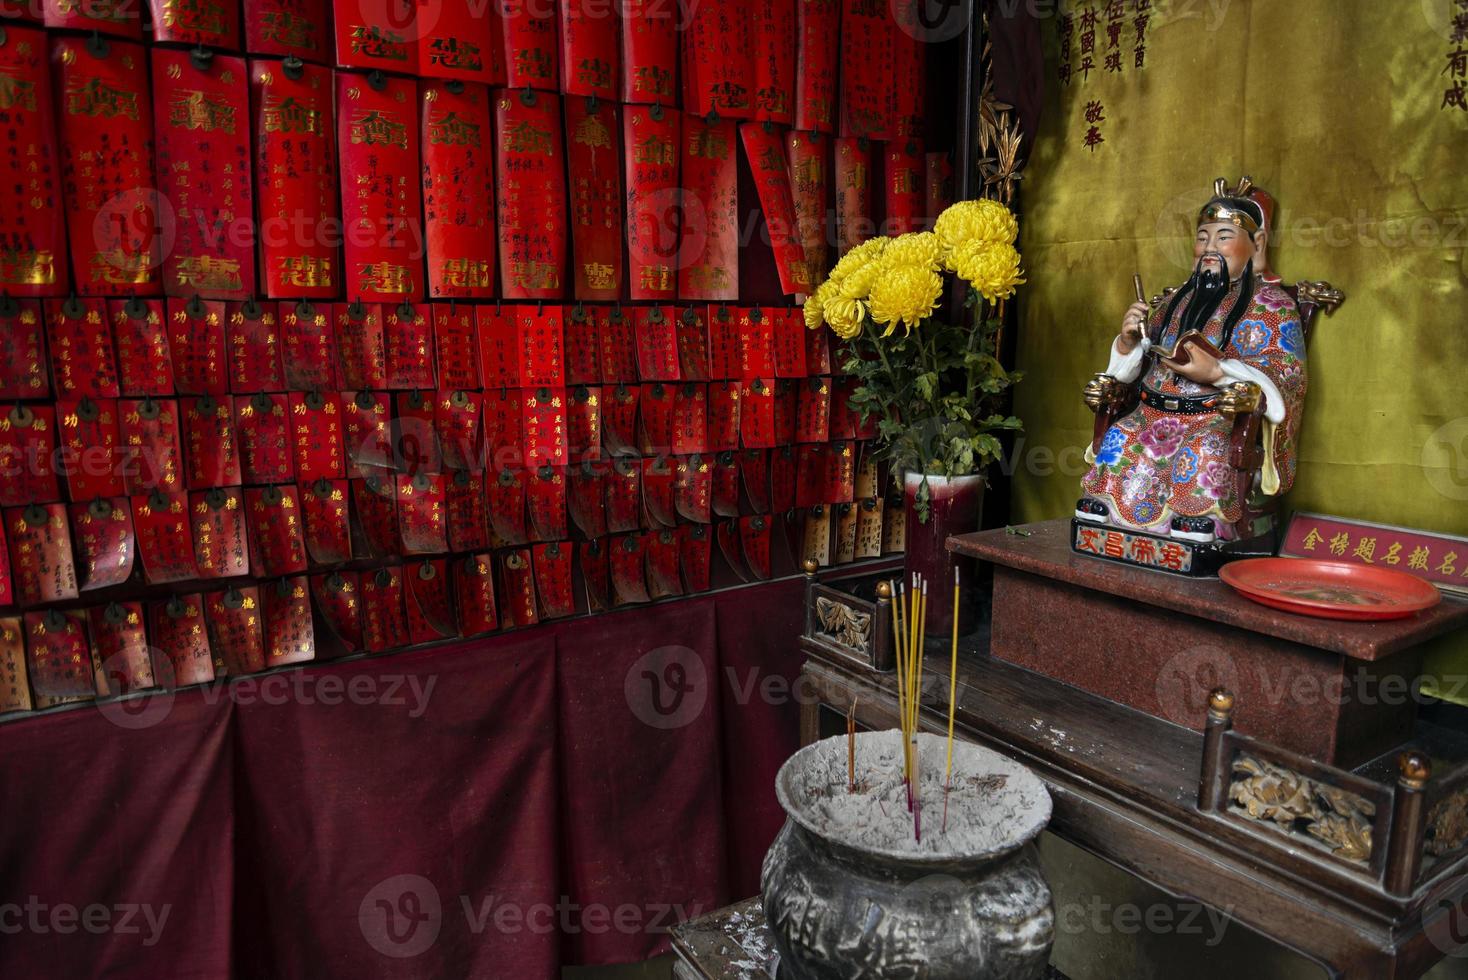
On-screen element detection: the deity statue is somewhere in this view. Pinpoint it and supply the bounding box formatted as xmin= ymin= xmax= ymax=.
xmin=1074 ymin=177 xmax=1343 ymax=574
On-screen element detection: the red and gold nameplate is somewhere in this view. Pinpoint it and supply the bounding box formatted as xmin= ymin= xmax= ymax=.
xmin=205 ymin=587 xmax=266 ymax=675
xmin=455 ymin=553 xmax=498 ymax=635
xmin=8 ymin=504 xmax=77 ymax=603
xmin=228 ymin=301 xmax=284 ymax=391
xmin=281 ymin=301 xmax=340 ymax=389
xmin=565 ymin=96 xmax=624 ymax=301
xmin=245 ymin=0 xmax=329 ymax=62
xmin=333 ymin=0 xmax=416 ymax=72
xmin=682 ymin=0 xmax=752 ymax=118
xmin=26 ymin=609 xmax=94 ymax=705
xmin=795 ymin=0 xmax=839 ymax=133
xmin=496 ymin=89 xmax=567 ymax=299
xmin=500 ymin=0 xmax=558 ymax=90
xmin=190 ymin=486 xmax=249 ymax=578
xmin=840 ymin=0 xmax=896 ymax=139
xmin=834 ymin=137 xmax=874 ymax=254
xmin=422 ymin=80 xmax=496 ymax=299
xmin=149 ymin=0 xmax=239 ymax=47
xmin=263 ymin=575 xmax=314 ymax=664
xmin=620 ymin=0 xmax=676 ymax=104
xmin=1282 ymin=512 xmax=1468 ymax=598
xmin=788 ymin=133 xmax=829 ymax=290
xmin=885 ymin=139 xmax=926 ymax=235
xmin=70 ymin=497 xmax=134 ymax=590
xmin=43 ymin=0 xmax=143 ymax=38
xmin=753 ymin=0 xmax=794 ymax=124
xmin=420 ymin=0 xmax=504 ymax=84
xmin=559 ymin=0 xmax=618 ymax=99
xmin=678 ymin=113 xmax=738 ymax=301
xmin=114 ymin=298 xmax=172 ymax=396
xmin=625 ymin=104 xmax=680 ymax=301
xmin=0 ymin=28 xmax=67 ymax=296
xmin=3 ymin=403 xmax=61 ymax=505
xmin=131 ymin=490 xmax=197 ymax=583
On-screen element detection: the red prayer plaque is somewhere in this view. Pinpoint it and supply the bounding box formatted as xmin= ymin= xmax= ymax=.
xmin=312 ymin=571 xmax=363 ymax=652
xmin=499 ymin=0 xmax=558 ymax=90
xmin=712 ymin=451 xmax=739 ymax=517
xmin=432 ymin=304 xmax=481 ymax=389
xmin=638 ymin=382 xmax=673 ymax=456
xmin=333 ymin=0 xmax=417 ymax=72
xmin=527 ymin=464 xmax=567 ymax=540
xmin=148 ymin=0 xmax=238 ymax=46
xmin=166 ymin=296 xmax=229 ymax=395
xmin=0 ymin=300 xmax=50 ymax=398
xmin=228 ymin=301 xmax=284 ymax=391
xmin=151 ymin=50 xmax=256 ymax=300
xmin=740 ymin=514 xmax=773 ymax=579
xmin=245 ymin=0 xmax=330 ymax=61
xmin=385 ymin=302 xmax=435 ymax=388
xmin=496 ymin=89 xmax=568 ymax=300
xmin=476 ymin=304 xmax=518 ymax=388
xmin=885 ymin=139 xmax=926 ymax=235
xmin=281 ymin=301 xmax=340 ymax=389
xmin=559 ymin=0 xmax=618 ymax=99
xmin=624 ymin=104 xmax=680 ymax=301
xmin=740 ymin=378 xmax=776 ymax=449
xmin=182 ymin=395 xmax=242 ymax=489
xmin=289 ymin=390 xmax=345 ymax=481
xmin=788 ymin=133 xmax=829 ymax=290
xmin=482 ymin=388 xmax=522 ymax=472
xmin=531 ymin=541 xmax=575 ymax=618
xmin=565 ymin=97 xmax=624 ymax=301
xmin=521 ymin=387 xmax=569 ymax=467
xmin=235 ymin=393 xmax=295 ymax=484
xmin=342 ymin=390 xmax=394 ymax=473
xmin=446 ymin=469 xmax=491 ymax=552
xmin=6 ymin=503 xmax=75 ymax=603
xmin=436 ymin=389 xmax=482 ymax=471
xmin=772 ymin=307 xmax=808 ymax=378
xmin=338 ymin=72 xmax=424 ymax=303
xmin=741 ymin=448 xmax=771 ymax=513
xmin=833 ymin=501 xmax=857 ymax=564
xmin=189 ymin=487 xmax=249 ymax=578
xmin=834 ymin=137 xmax=875 ymax=253
xmin=0 ymin=618 xmax=30 ymax=714
xmin=772 ymin=378 xmax=797 ymax=445
xmin=336 ymin=302 xmax=388 ymax=389
xmin=794 ymin=443 xmax=825 ymax=507
xmin=578 ymin=537 xmax=611 ymax=611
xmin=3 ymin=403 xmax=62 ymax=505
xmin=25 ymin=609 xmax=94 ymax=705
xmin=42 ymin=0 xmax=143 ymax=38
xmin=674 ymin=454 xmax=712 ymax=524
xmin=396 ymin=388 xmax=442 ymax=474
xmin=362 ymin=566 xmax=411 ymax=651
xmin=564 ymin=306 xmax=602 ymax=385
xmin=498 ymin=548 xmax=538 ymax=626
xmin=606 ymin=456 xmax=641 ymax=534
xmin=855 ymin=496 xmax=884 ymax=559
xmin=802 ymin=503 xmax=831 ymax=567
xmin=109 ymin=298 xmax=173 ymax=396
xmin=567 ymin=386 xmax=601 ymax=461
xmin=715 ymin=517 xmax=748 ymax=581
xmin=752 ymin=0 xmax=795 ymax=124
xmin=671 ymin=383 xmax=708 ymax=456
xmin=455 ymin=553 xmax=499 ymax=635
xmin=828 ymin=439 xmax=856 ymax=502
xmin=263 ymin=575 xmax=315 ymax=664
xmin=352 ymin=474 xmax=400 ymax=556
xmin=676 ymin=306 xmax=711 ymax=381
xmin=131 ymin=490 xmax=197 ymax=583
xmin=519 ymin=304 xmax=565 ymax=387
xmin=422 ymin=81 xmax=497 ymax=298
xmin=678 ymin=114 xmax=739 ymax=301
xmin=118 ymin=397 xmax=183 ymax=494
xmin=794 ymin=0 xmax=839 ymax=133
xmin=771 ymin=444 xmax=796 ymax=513
xmin=150 ymin=594 xmax=216 ymax=687
xmin=741 ymin=125 xmax=809 ymax=295
xmin=682 ymin=0 xmax=753 ymax=118
xmin=892 ymin=1 xmax=925 ymax=139
xmin=707 ymin=380 xmax=741 ymax=451
xmin=69 ymin=496 xmax=134 ymax=590
xmin=797 ymin=377 xmax=832 ymax=443
xmin=926 ymin=152 xmax=954 ymax=221
xmin=245 ymin=484 xmax=308 ymax=575
xmin=397 ymin=471 xmax=448 ymax=554
xmin=566 ymin=460 xmax=607 ymax=538
xmin=420 ymin=0 xmax=504 ymax=83
xmin=678 ymin=523 xmax=712 ymax=591
xmin=620 ymin=0 xmax=677 ymax=104
xmin=302 ymin=477 xmax=352 ymax=563
xmin=53 ymin=36 xmax=160 ymax=295
xmin=806 ymin=319 xmax=831 ymax=374
xmin=706 ymin=305 xmax=739 ymax=379
xmin=404 ymin=559 xmax=457 ymax=643
xmin=47 ymin=297 xmax=120 ymax=399
xmin=609 ymin=532 xmax=650 ymax=604
xmin=634 ymin=305 xmax=679 ymax=381
xmin=89 ymin=602 xmax=154 ymax=694
xmin=840 ymin=0 xmax=897 ymax=140
xmin=251 ymin=58 xmax=339 ymax=299
xmin=598 ymin=307 xmax=638 ymax=383
xmin=487 ymin=467 xmax=528 ymax=546
xmin=600 ymin=382 xmax=637 ymax=455
xmin=205 ymin=587 xmax=267 ymax=676
xmin=644 ymin=528 xmax=682 ymax=598
xmin=0 ymin=29 xmax=67 ymax=297
xmin=642 ymin=456 xmax=676 ymax=528
xmin=737 ymin=307 xmax=776 ymax=379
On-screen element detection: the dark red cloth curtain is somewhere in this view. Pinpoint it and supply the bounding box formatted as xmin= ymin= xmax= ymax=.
xmin=0 ymin=577 xmax=810 ymax=978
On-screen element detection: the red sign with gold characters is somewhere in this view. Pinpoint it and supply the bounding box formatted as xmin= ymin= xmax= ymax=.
xmin=741 ymin=124 xmax=809 ymax=295
xmin=678 ymin=114 xmax=738 ymax=301
xmin=421 ymin=80 xmax=496 ymax=298
xmin=500 ymin=0 xmax=558 ymax=91
xmin=153 ymin=49 xmax=256 ymax=300
xmin=420 ymin=0 xmax=504 ymax=84
xmin=252 ymin=57 xmax=338 ymax=298
xmin=624 ymin=104 xmax=680 ymax=301
xmin=245 ymin=0 xmax=330 ymax=62
xmin=0 ymin=27 xmax=67 ymax=297
xmin=682 ymin=0 xmax=753 ymax=118
xmin=148 ymin=0 xmax=239 ymax=48
xmin=496 ymin=89 xmax=567 ymax=300
xmin=795 ymin=0 xmax=839 ymax=133
xmin=620 ymin=0 xmax=677 ymax=104
xmin=333 ymin=0 xmax=416 ymax=73
xmin=1282 ymin=512 xmax=1468 ymax=598
xmin=559 ymin=0 xmax=619 ymax=100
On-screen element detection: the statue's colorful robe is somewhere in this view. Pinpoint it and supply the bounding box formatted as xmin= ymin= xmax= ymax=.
xmin=1082 ymin=279 xmax=1307 ymax=537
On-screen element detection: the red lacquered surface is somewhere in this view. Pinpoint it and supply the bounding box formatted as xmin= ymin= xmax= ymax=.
xmin=1220 ymin=558 xmax=1442 ymax=621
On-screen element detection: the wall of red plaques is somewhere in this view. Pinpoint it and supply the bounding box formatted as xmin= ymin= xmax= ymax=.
xmin=0 ymin=0 xmax=957 ymax=713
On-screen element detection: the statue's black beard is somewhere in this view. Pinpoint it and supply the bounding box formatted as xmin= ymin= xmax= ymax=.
xmin=1159 ymin=252 xmax=1255 ymax=352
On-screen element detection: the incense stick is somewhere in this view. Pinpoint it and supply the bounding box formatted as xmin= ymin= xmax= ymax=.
xmin=944 ymin=566 xmax=961 ymax=833
xmin=847 ymin=698 xmax=858 ymax=793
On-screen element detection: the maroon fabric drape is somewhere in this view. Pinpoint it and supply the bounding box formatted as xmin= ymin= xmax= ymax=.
xmin=0 ymin=575 xmax=829 ymax=978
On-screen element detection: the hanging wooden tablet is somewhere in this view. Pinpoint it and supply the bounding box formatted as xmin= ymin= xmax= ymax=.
xmin=644 ymin=529 xmax=681 ymax=598
xmin=521 ymin=387 xmax=568 ymax=468
xmin=2 ymin=403 xmax=60 ymax=505
xmin=252 ymin=57 xmax=338 ymax=299
xmin=118 ymin=397 xmax=183 ymax=494
xmin=422 ymin=80 xmax=497 ymax=298
xmin=753 ymin=0 xmax=795 ymax=124
xmin=794 ymin=0 xmax=838 ymax=134
xmin=605 ymin=456 xmax=641 ymax=534
xmin=739 ymin=378 xmax=775 ymax=449
xmin=806 ymin=322 xmax=831 ymax=375
xmin=436 ymin=389 xmax=482 ymax=471
xmin=226 ymin=301 xmax=283 ymax=391
xmin=519 ymin=303 xmax=566 ymax=387
xmin=601 ymin=382 xmax=638 ymax=455
xmin=567 ymin=385 xmax=601 ymax=460
xmin=339 ymin=72 xmax=424 ymax=303
xmin=682 ymin=0 xmax=752 ymax=118
xmin=499 ymin=0 xmax=558 ymax=90
xmin=0 ymin=617 xmax=32 ymax=714
xmin=205 ymin=587 xmax=266 ymax=675
xmin=642 ymin=456 xmax=676 ymax=528
xmin=149 ymin=0 xmax=239 ymax=47
xmin=674 ymin=454 xmax=711 ymax=524
xmin=496 ymin=89 xmax=567 ymax=300
xmin=788 ymin=133 xmax=828 ymax=290
xmin=0 ymin=301 xmax=49 ymax=399
xmin=420 ymin=0 xmax=504 ymax=83
xmin=182 ymin=395 xmax=241 ymax=489
xmin=678 ymin=523 xmax=711 ymax=592
xmin=333 ymin=0 xmax=417 ymax=72
xmin=833 ymin=500 xmax=857 ymax=564
xmin=25 ymin=609 xmax=93 ymax=705
xmin=164 ymin=297 xmax=226 ymax=395
xmin=885 ymin=139 xmax=925 ymax=235
xmin=855 ymin=496 xmax=883 ymax=558
xmin=638 ymin=382 xmax=673 ymax=456
xmin=189 ymin=487 xmax=249 ymax=578
xmin=487 ymin=466 xmax=528 ymax=546
xmin=69 ymin=497 xmax=133 ymax=590
xmin=671 ymin=383 xmax=707 ymax=456
xmin=42 ymin=0 xmax=143 ymax=38
xmin=801 ymin=503 xmax=831 ymax=567
xmin=244 ymin=0 xmax=329 ymax=62
xmin=432 ymin=303 xmax=481 ymax=389
xmin=771 ymin=444 xmax=796 ymax=513
xmin=715 ymin=517 xmax=747 ymax=581
xmin=446 ymin=469 xmax=491 ymax=552
xmin=739 ymin=515 xmax=773 ymax=579
xmin=566 ymin=97 xmax=624 ymax=301
xmin=740 ymin=448 xmax=771 ymax=514
xmin=281 ymin=301 xmax=340 ymax=390
xmin=235 ymin=393 xmax=294 ymax=484
xmin=772 ymin=378 xmax=797 ymax=445
xmin=263 ymin=575 xmax=315 ymax=664
xmin=361 ymin=566 xmax=409 ymax=650
xmin=598 ymin=307 xmax=638 ymax=382
xmin=106 ymin=298 xmax=169 ymax=398
xmin=676 ymin=306 xmax=711 ymax=381
xmin=246 ymin=484 xmax=308 ymax=575
xmin=455 ymin=553 xmax=498 ymax=635
xmin=737 ymin=306 xmax=776 ymax=379
xmin=54 ymin=36 xmax=159 ymax=295
xmin=150 ymin=593 xmax=215 ymax=687
xmin=397 ymin=471 xmax=448 ymax=553
xmin=711 ymin=450 xmax=738 ymax=517
xmin=828 ymin=439 xmax=856 ymax=502
xmin=130 ymin=490 xmax=197 ymax=584
xmin=343 ymin=390 xmax=394 ymax=473
xmin=0 ymin=28 xmax=67 ymax=296
xmin=288 ymin=390 xmax=345 ymax=482
xmin=771 ymin=307 xmax=807 ymax=379
xmin=352 ymin=473 xmax=400 ymax=556
xmin=833 ymin=137 xmax=873 ymax=253
xmin=89 ymin=601 xmax=154 ymax=693
xmin=564 ymin=306 xmax=601 ymax=385
xmin=393 ymin=389 xmax=439 ymax=476
xmin=706 ymin=305 xmax=739 ymax=379
xmin=624 ymin=104 xmax=680 ymax=300
xmin=385 ymin=302 xmax=435 ymax=389
xmin=336 ymin=301 xmax=388 ymax=389
xmin=839 ymin=0 xmax=895 ymax=140
xmin=47 ymin=297 xmax=119 ymax=400
xmin=794 ymin=443 xmax=825 ymax=508
xmin=482 ymin=388 xmax=522 ymax=472
xmin=404 ymin=558 xmax=456 ymax=642
xmin=678 ymin=114 xmax=739 ymax=301
xmin=560 ymin=0 xmax=618 ymax=99
xmin=499 ymin=547 xmax=538 ymax=625
xmin=566 ymin=460 xmax=607 ymax=538
xmin=620 ymin=0 xmax=676 ymax=104
xmin=302 ymin=477 xmax=352 ymax=563
xmin=6 ymin=503 xmax=74 ymax=604
xmin=634 ymin=305 xmax=679 ymax=381
xmin=531 ymin=541 xmax=575 ymax=617
xmin=609 ymin=532 xmax=650 ymax=604
xmin=796 ymin=376 xmax=831 ymax=444
xmin=706 ymin=380 xmax=740 ymax=452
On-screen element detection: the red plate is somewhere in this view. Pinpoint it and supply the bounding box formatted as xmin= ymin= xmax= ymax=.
xmin=1220 ymin=558 xmax=1442 ymax=621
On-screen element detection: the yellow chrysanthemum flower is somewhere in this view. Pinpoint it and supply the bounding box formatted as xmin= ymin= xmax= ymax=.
xmin=838 ymin=262 xmax=880 ymax=300
xmin=829 ymin=237 xmax=887 ymax=281
xmin=934 ymin=199 xmax=1019 ymax=254
xmin=868 ymin=265 xmax=943 ymax=335
xmin=823 ymin=296 xmax=867 ymax=340
xmin=878 ymin=231 xmax=942 ymax=273
xmin=953 ymin=241 xmax=1026 ymax=304
xmin=802 ymin=287 xmax=827 ymax=330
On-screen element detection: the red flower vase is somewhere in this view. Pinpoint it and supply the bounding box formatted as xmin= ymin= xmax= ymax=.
xmin=903 ymin=472 xmax=985 ymax=637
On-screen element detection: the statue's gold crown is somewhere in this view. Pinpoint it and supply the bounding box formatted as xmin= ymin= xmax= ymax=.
xmin=1198 ymin=175 xmax=1261 ymax=234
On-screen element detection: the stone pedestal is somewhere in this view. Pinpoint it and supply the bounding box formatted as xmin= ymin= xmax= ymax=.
xmin=949 ymin=519 xmax=1468 ymax=767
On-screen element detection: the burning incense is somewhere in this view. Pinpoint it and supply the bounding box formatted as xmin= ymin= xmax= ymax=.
xmin=944 ymin=566 xmax=961 ymax=833
xmin=847 ymin=698 xmax=858 ymax=793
